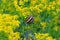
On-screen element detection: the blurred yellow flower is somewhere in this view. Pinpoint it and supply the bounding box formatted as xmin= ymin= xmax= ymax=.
xmin=56 ymin=8 xmax=60 ymax=12
xmin=35 ymin=33 xmax=55 ymax=40
xmin=0 ymin=27 xmax=3 ymax=31
xmin=16 ymin=6 xmax=22 ymax=11
xmin=9 ymin=32 xmax=20 ymax=40
xmin=41 ymin=22 xmax=47 ymax=29
xmin=35 ymin=6 xmax=42 ymax=13
xmin=57 ymin=0 xmax=60 ymax=5
xmin=14 ymin=0 xmax=22 ymax=11
xmin=31 ymin=0 xmax=37 ymax=5
xmin=37 ymin=4 xmax=44 ymax=9
xmin=30 ymin=7 xmax=34 ymax=11
xmin=24 ymin=0 xmax=28 ymax=2
xmin=19 ymin=0 xmax=24 ymax=5
xmin=46 ymin=37 xmax=56 ymax=40
xmin=43 ymin=5 xmax=47 ymax=9
xmin=14 ymin=0 xmax=17 ymax=6
xmin=12 ymin=20 xmax=20 ymax=27
xmin=12 ymin=15 xmax=19 ymax=20
xmin=47 ymin=7 xmax=51 ymax=11
xmin=53 ymin=26 xmax=59 ymax=31
xmin=41 ymin=0 xmax=47 ymax=4
xmin=0 ymin=14 xmax=20 ymax=35
xmin=49 ymin=1 xmax=56 ymax=5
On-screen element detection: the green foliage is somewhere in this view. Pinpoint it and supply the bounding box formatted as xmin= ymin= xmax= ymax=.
xmin=0 ymin=31 xmax=9 ymax=40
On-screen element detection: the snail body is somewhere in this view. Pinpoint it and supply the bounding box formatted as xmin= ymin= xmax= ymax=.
xmin=25 ymin=15 xmax=34 ymax=24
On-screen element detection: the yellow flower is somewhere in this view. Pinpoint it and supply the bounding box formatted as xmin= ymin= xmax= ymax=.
xmin=37 ymin=4 xmax=44 ymax=9
xmin=12 ymin=15 xmax=18 ymax=20
xmin=32 ymin=6 xmax=41 ymax=13
xmin=48 ymin=3 xmax=55 ymax=10
xmin=19 ymin=0 xmax=24 ymax=5
xmin=35 ymin=33 xmax=55 ymax=40
xmin=47 ymin=7 xmax=51 ymax=11
xmin=53 ymin=26 xmax=59 ymax=31
xmin=24 ymin=0 xmax=28 ymax=2
xmin=46 ymin=37 xmax=53 ymax=40
xmin=46 ymin=37 xmax=55 ymax=40
xmin=12 ymin=20 xmax=20 ymax=27
xmin=22 ymin=12 xmax=26 ymax=17
xmin=56 ymin=8 xmax=60 ymax=12
xmin=14 ymin=0 xmax=22 ymax=11
xmin=30 ymin=7 xmax=34 ymax=11
xmin=40 ymin=22 xmax=47 ymax=29
xmin=43 ymin=33 xmax=49 ymax=37
xmin=9 ymin=32 xmax=20 ymax=40
xmin=47 ymin=2 xmax=56 ymax=10
xmin=3 ymin=26 xmax=13 ymax=33
xmin=43 ymin=5 xmax=47 ymax=9
xmin=16 ymin=6 xmax=22 ymax=11
xmin=14 ymin=0 xmax=17 ymax=6
xmin=31 ymin=0 xmax=37 ymax=5
xmin=41 ymin=0 xmax=47 ymax=4
xmin=49 ymin=1 xmax=56 ymax=6
xmin=0 ymin=27 xmax=3 ymax=31
xmin=57 ymin=0 xmax=60 ymax=5
xmin=0 ymin=14 xmax=20 ymax=35
xmin=35 ymin=6 xmax=42 ymax=13
xmin=51 ymin=7 xmax=55 ymax=10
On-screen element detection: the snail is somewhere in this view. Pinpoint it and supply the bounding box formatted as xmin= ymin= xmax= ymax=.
xmin=25 ymin=15 xmax=34 ymax=24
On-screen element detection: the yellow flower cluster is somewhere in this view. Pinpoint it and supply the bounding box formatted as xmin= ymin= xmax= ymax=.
xmin=14 ymin=0 xmax=22 ymax=11
xmin=0 ymin=14 xmax=20 ymax=33
xmin=53 ymin=26 xmax=59 ymax=31
xmin=30 ymin=0 xmax=37 ymax=6
xmin=40 ymin=22 xmax=47 ymax=29
xmin=13 ymin=0 xmax=57 ymax=18
xmin=9 ymin=32 xmax=20 ymax=40
xmin=24 ymin=0 xmax=28 ymax=2
xmin=35 ymin=33 xmax=56 ymax=40
xmin=21 ymin=8 xmax=31 ymax=17
xmin=19 ymin=0 xmax=24 ymax=5
xmin=57 ymin=0 xmax=60 ymax=5
xmin=0 ymin=14 xmax=20 ymax=40
xmin=47 ymin=1 xmax=56 ymax=11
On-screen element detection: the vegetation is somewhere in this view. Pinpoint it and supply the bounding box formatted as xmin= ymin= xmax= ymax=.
xmin=0 ymin=0 xmax=60 ymax=40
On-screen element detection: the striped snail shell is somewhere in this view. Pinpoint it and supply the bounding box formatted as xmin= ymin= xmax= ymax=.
xmin=25 ymin=15 xmax=34 ymax=24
